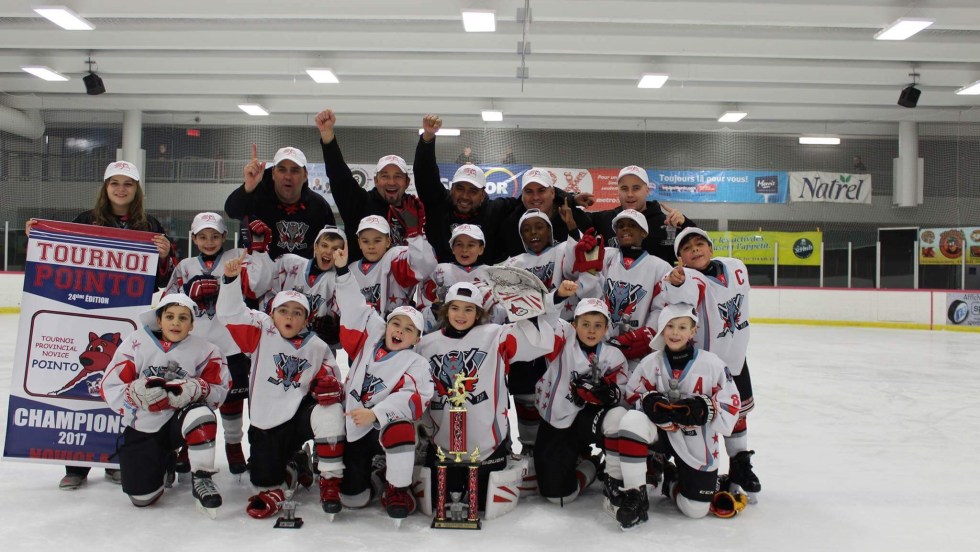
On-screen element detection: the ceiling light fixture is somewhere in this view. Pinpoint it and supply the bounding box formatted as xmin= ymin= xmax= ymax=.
xmin=955 ymin=80 xmax=980 ymax=95
xmin=799 ymin=136 xmax=841 ymax=145
xmin=718 ymin=111 xmax=748 ymax=123
xmin=637 ymin=74 xmax=669 ymax=89
xmin=238 ymin=103 xmax=269 ymax=116
xmin=33 ymin=6 xmax=94 ymax=30
xmin=874 ymin=18 xmax=934 ymax=41
xmin=419 ymin=128 xmax=461 ymax=136
xmin=21 ymin=65 xmax=70 ymax=81
xmin=482 ymin=110 xmax=503 ymax=122
xmin=462 ymin=10 xmax=496 ymax=32
xmin=306 ymin=69 xmax=339 ymax=83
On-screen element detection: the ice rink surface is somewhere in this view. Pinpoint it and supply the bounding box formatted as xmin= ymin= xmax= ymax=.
xmin=0 ymin=313 xmax=975 ymax=552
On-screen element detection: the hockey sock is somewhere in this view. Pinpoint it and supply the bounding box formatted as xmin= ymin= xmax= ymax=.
xmin=182 ymin=406 xmax=218 ymax=472
xmin=219 ymin=400 xmax=245 ymax=444
xmin=380 ymin=421 xmax=416 ymax=488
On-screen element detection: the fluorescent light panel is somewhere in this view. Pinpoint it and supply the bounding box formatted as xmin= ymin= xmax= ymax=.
xmin=462 ymin=10 xmax=495 ymax=32
xmin=637 ymin=73 xmax=669 ymax=89
xmin=418 ymin=128 xmax=462 ymax=136
xmin=306 ymin=69 xmax=339 ymax=83
xmin=481 ymin=110 xmax=503 ymax=122
xmin=799 ymin=136 xmax=840 ymax=145
xmin=718 ymin=111 xmax=748 ymax=123
xmin=955 ymin=80 xmax=980 ymax=95
xmin=33 ymin=6 xmax=94 ymax=30
xmin=238 ymin=103 xmax=269 ymax=116
xmin=874 ymin=18 xmax=934 ymax=40
xmin=21 ymin=66 xmax=70 ymax=81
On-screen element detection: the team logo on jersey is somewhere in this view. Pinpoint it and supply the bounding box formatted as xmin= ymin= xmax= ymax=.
xmin=716 ymin=293 xmax=749 ymax=338
xmin=295 ymin=290 xmax=325 ymax=326
xmin=185 ymin=275 xmax=218 ymax=319
xmin=276 ymin=221 xmax=310 ymax=252
xmin=604 ymin=279 xmax=647 ymax=325
xmin=268 ymin=354 xmax=310 ymax=390
xmin=352 ymin=374 xmax=387 ymax=404
xmin=143 ymin=360 xmax=188 ymax=381
xmin=429 ymin=348 xmax=489 ymax=405
xmin=526 ymin=262 xmax=555 ymax=289
xmin=360 ymin=283 xmax=382 ymax=312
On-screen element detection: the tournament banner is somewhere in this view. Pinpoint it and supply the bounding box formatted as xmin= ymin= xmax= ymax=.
xmin=945 ymin=292 xmax=980 ymax=327
xmin=918 ymin=227 xmax=980 ymax=265
xmin=590 ymin=168 xmax=789 ymax=204
xmin=3 ymin=221 xmax=159 ymax=466
xmin=437 ymin=163 xmax=532 ymax=199
xmin=586 ymin=168 xmax=622 ymax=212
xmin=708 ymin=231 xmax=822 ymax=266
xmin=789 ymin=172 xmax=872 ymax=204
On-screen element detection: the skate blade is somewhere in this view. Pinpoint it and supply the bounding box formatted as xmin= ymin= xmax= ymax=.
xmin=602 ymin=497 xmax=619 ymax=520
xmin=390 ymin=517 xmax=404 ymax=529
xmin=324 ymin=512 xmax=336 ymax=523
xmin=177 ymin=472 xmax=191 ymax=485
xmin=196 ymin=502 xmax=218 ymax=520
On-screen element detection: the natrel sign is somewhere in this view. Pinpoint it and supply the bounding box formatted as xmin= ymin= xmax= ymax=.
xmin=789 ymin=172 xmax=872 ymax=204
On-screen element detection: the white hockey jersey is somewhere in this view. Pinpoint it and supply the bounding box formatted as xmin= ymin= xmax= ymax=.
xmin=416 ymin=318 xmax=555 ymax=462
xmin=217 ymin=277 xmax=340 ymax=430
xmin=163 ymin=248 xmax=272 ymax=355
xmin=259 ymin=253 xmax=340 ymax=332
xmin=334 ymin=272 xmax=434 ymax=442
xmin=101 ymin=329 xmax=231 ymax=433
xmin=535 ymin=318 xmax=629 ymax=429
xmin=418 ymin=262 xmax=505 ymax=332
xmin=625 ymin=348 xmax=740 ymax=471
xmin=663 ymin=258 xmax=751 ymax=375
xmin=503 ymin=238 xmax=580 ymax=320
xmin=352 ymin=234 xmax=436 ymax=318
xmin=600 ymin=248 xmax=674 ymax=336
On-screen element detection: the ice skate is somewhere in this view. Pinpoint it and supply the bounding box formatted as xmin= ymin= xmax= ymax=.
xmin=727 ymin=450 xmax=761 ymax=503
xmin=58 ymin=473 xmax=87 ymax=490
xmin=318 ymin=475 xmax=342 ymax=519
xmin=164 ymin=451 xmax=176 ymax=488
xmin=225 ymin=442 xmax=247 ymax=479
xmin=104 ymin=468 xmax=122 ymax=484
xmin=616 ymin=487 xmax=649 ymax=531
xmin=381 ymin=483 xmax=416 ymax=527
xmin=293 ymin=447 xmax=315 ymax=489
xmin=191 ymin=470 xmax=222 ymax=519
xmin=601 ymin=475 xmax=625 ymax=518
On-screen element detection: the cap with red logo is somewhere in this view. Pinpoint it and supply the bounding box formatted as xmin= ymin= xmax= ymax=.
xmin=273 ymin=147 xmax=307 ymax=168
xmin=104 ymin=161 xmax=141 ymax=182
xmin=452 ymin=164 xmax=487 ymax=189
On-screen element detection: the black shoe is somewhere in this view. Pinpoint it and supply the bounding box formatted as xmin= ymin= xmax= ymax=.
xmin=728 ymin=450 xmax=761 ymax=493
xmin=616 ymin=488 xmax=649 ymax=530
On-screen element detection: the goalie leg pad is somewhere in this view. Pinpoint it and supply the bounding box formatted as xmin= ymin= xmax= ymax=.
xmin=484 ymin=458 xmax=524 ymax=519
xmin=411 ymin=466 xmax=433 ymax=516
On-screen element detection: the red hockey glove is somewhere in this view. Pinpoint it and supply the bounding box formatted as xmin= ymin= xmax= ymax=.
xmin=572 ymin=228 xmax=604 ymax=274
xmin=609 ymin=327 xmax=655 ymax=359
xmin=389 ymin=194 xmax=426 ymax=239
xmin=312 ymin=374 xmax=342 ymax=406
xmin=163 ymin=378 xmax=209 ymax=410
xmin=126 ymin=379 xmax=171 ymax=412
xmin=247 ymin=219 xmax=272 ymax=253
xmin=187 ymin=279 xmax=219 ymax=301
xmin=247 ymin=488 xmax=287 ymax=519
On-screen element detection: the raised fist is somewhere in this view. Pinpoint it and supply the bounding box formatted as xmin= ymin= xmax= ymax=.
xmin=389 ymin=194 xmax=426 ymax=239
xmin=421 ymin=114 xmax=442 ymax=141
xmin=573 ymin=228 xmax=604 ymax=274
xmin=315 ymin=109 xmax=337 ymax=143
xmin=247 ymin=219 xmax=272 ymax=253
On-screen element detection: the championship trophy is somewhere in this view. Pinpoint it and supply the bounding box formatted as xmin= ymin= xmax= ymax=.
xmin=432 ymin=372 xmax=481 ymax=530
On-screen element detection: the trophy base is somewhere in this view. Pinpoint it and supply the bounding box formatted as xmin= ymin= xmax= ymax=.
xmin=274 ymin=516 xmax=304 ymax=529
xmin=431 ymin=518 xmax=481 ymax=530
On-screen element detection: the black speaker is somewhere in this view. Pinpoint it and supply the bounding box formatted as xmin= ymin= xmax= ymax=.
xmin=898 ymin=85 xmax=920 ymax=108
xmin=83 ymin=72 xmax=105 ymax=95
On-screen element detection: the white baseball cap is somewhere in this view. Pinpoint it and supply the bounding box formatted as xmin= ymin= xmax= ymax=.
xmin=521 ymin=168 xmax=554 ymax=188
xmin=449 ymin=224 xmax=485 ymax=246
xmin=356 ymin=215 xmax=391 ymax=236
xmin=104 ymin=160 xmax=140 ymax=182
xmin=315 ymin=226 xmax=346 ymax=244
xmin=191 ymin=212 xmax=227 ymax=235
xmin=270 ymin=290 xmax=310 ymax=315
xmin=673 ymin=227 xmax=713 ymax=258
xmin=574 ymin=298 xmax=611 ymax=322
xmin=140 ymin=293 xmax=197 ymax=329
xmin=452 ymin=164 xmax=487 ymax=189
xmin=649 ymin=303 xmax=699 ymax=351
xmin=445 ymin=282 xmax=483 ymax=307
xmin=386 ymin=305 xmax=425 ymax=334
xmin=376 ymin=154 xmax=409 ymax=175
xmin=273 ymin=147 xmax=307 ymax=168
xmin=611 ymin=209 xmax=649 ymax=234
xmin=618 ymin=165 xmax=651 ymax=188
xmin=519 ymin=209 xmax=553 ymax=230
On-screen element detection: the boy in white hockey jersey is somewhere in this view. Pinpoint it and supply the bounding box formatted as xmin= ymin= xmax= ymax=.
xmin=101 ymin=294 xmax=231 ymax=515
xmin=614 ymin=304 xmax=741 ymax=529
xmin=535 ymin=297 xmax=630 ymax=505
xmin=351 ymin=213 xmax=436 ymax=317
xmin=217 ymin=257 xmax=346 ymax=519
xmin=664 ymin=227 xmax=761 ymax=498
xmin=415 ymin=281 xmax=555 ymax=510
xmin=163 ymin=212 xmax=272 ymax=476
xmin=331 ymin=244 xmax=434 ymax=520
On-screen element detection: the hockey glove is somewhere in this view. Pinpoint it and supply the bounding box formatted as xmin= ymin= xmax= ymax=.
xmin=187 ymin=278 xmax=219 ymax=301
xmin=126 ymin=379 xmax=171 ymax=412
xmin=389 ymin=194 xmax=427 ymax=239
xmin=247 ymin=219 xmax=272 ymax=253
xmin=570 ymin=373 xmax=621 ymax=407
xmin=164 ymin=378 xmax=209 ymax=410
xmin=640 ymin=392 xmax=676 ymax=428
xmin=610 ymin=327 xmax=655 ymax=360
xmin=312 ymin=314 xmax=340 ymax=345
xmin=312 ymin=374 xmax=342 ymax=406
xmin=669 ymin=395 xmax=714 ymax=427
xmin=710 ymin=489 xmax=748 ymax=518
xmin=572 ymin=228 xmax=605 ymax=274
xmin=247 ymin=488 xmax=287 ymax=519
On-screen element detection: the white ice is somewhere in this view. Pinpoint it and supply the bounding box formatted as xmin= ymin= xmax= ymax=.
xmin=0 ymin=314 xmax=976 ymax=551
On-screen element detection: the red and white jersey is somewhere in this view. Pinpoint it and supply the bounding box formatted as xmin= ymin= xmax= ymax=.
xmin=535 ymin=318 xmax=628 ymax=429
xmin=625 ymin=348 xmax=740 ymax=471
xmin=352 ymin=235 xmax=436 ymax=318
xmin=262 ymin=253 xmax=339 ymax=320
xmin=599 ymin=248 xmax=673 ymax=336
xmin=163 ymin=249 xmax=272 ymax=355
xmin=101 ymin=330 xmax=230 ymax=433
xmin=503 ymin=238 xmax=580 ymax=320
xmin=416 ymin=318 xmax=554 ymax=462
xmin=663 ymin=258 xmax=751 ymax=375
xmin=334 ymin=272 xmax=434 ymax=442
xmin=217 ymin=277 xmax=340 ymax=430
xmin=419 ymin=263 xmax=506 ymax=332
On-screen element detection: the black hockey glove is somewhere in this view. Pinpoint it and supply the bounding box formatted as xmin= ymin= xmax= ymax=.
xmin=669 ymin=395 xmax=714 ymax=427
xmin=570 ymin=373 xmax=621 ymax=407
xmin=312 ymin=314 xmax=340 ymax=344
xmin=640 ymin=392 xmax=674 ymax=426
